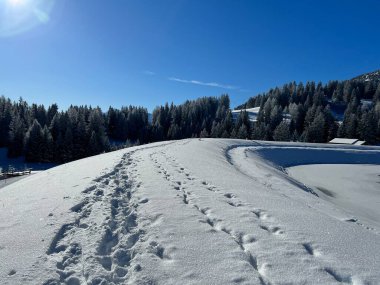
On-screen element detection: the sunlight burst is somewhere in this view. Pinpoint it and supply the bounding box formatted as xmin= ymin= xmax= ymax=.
xmin=0 ymin=0 xmax=56 ymax=37
xmin=8 ymin=0 xmax=25 ymax=6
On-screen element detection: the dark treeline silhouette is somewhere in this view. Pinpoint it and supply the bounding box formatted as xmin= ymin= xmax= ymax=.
xmin=0 ymin=95 xmax=249 ymax=163
xmin=150 ymin=95 xmax=248 ymax=140
xmin=1 ymin=73 xmax=380 ymax=163
xmin=1 ymin=100 xmax=115 ymax=162
xmin=237 ymin=76 xmax=380 ymax=144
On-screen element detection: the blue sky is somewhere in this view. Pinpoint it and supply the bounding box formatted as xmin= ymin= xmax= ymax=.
xmin=1 ymin=0 xmax=380 ymax=112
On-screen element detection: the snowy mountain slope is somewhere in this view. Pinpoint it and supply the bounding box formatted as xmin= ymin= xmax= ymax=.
xmin=1 ymin=139 xmax=380 ymax=285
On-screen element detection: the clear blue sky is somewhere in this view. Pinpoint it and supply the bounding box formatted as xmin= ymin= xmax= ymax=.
xmin=1 ymin=0 xmax=380 ymax=112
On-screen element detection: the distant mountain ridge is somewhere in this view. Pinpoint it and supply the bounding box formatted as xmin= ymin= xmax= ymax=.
xmin=351 ymin=69 xmax=380 ymax=82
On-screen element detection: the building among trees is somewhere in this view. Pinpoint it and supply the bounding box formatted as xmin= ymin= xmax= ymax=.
xmin=329 ymin=138 xmax=366 ymax=145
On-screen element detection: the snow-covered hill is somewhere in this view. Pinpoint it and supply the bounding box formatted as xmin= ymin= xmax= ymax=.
xmin=1 ymin=139 xmax=380 ymax=285
xmin=232 ymin=107 xmax=260 ymax=122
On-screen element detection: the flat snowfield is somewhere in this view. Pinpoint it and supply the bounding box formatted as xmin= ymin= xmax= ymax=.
xmin=0 ymin=139 xmax=380 ymax=285
xmin=288 ymin=164 xmax=380 ymax=230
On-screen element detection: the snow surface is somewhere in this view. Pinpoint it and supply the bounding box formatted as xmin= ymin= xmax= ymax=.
xmin=1 ymin=139 xmax=380 ymax=285
xmin=288 ymin=164 xmax=380 ymax=231
xmin=0 ymin=172 xmax=39 ymax=189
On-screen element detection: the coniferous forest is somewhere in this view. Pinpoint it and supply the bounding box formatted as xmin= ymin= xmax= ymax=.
xmin=1 ymin=72 xmax=380 ymax=163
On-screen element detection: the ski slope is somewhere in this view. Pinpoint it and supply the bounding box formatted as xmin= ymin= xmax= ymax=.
xmin=0 ymin=139 xmax=379 ymax=285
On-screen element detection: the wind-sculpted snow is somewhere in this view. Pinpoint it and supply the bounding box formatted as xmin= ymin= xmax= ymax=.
xmin=1 ymin=139 xmax=380 ymax=284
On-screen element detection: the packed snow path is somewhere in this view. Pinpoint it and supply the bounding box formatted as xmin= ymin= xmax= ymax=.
xmin=0 ymin=139 xmax=379 ymax=285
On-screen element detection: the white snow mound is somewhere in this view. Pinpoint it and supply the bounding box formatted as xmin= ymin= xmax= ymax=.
xmin=1 ymin=139 xmax=380 ymax=285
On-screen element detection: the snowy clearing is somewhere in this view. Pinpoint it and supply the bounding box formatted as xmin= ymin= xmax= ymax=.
xmin=0 ymin=139 xmax=380 ymax=285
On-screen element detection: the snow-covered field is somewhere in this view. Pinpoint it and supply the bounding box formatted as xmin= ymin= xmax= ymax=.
xmin=288 ymin=164 xmax=380 ymax=231
xmin=0 ymin=139 xmax=380 ymax=285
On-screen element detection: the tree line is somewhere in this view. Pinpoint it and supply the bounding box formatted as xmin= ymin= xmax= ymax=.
xmin=238 ymin=78 xmax=380 ymax=144
xmin=1 ymin=75 xmax=379 ymax=163
xmin=0 ymin=94 xmax=248 ymax=163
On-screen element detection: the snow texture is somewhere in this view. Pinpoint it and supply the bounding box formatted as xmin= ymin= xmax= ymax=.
xmin=1 ymin=139 xmax=380 ymax=285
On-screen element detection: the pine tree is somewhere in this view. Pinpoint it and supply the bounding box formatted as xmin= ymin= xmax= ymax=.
xmin=62 ymin=127 xmax=74 ymax=162
xmin=49 ymin=113 xmax=61 ymax=141
xmin=210 ymin=122 xmax=221 ymax=138
xmin=252 ymin=123 xmax=265 ymax=140
xmin=345 ymin=113 xmax=358 ymax=138
xmin=0 ymin=97 xmax=13 ymax=147
xmin=24 ymin=120 xmax=44 ymax=162
xmin=273 ymin=121 xmax=291 ymax=141
xmin=89 ymin=131 xmax=101 ymax=155
xmin=332 ymin=83 xmax=343 ymax=102
xmin=41 ymin=126 xmax=53 ymax=162
xmin=222 ymin=111 xmax=233 ymax=137
xmin=374 ymin=83 xmax=380 ymax=103
xmin=359 ymin=110 xmax=376 ymax=144
xmin=88 ymin=109 xmax=110 ymax=154
xmin=7 ymin=113 xmax=25 ymax=158
xmin=47 ymin=103 xmax=59 ymax=126
xmin=269 ymin=105 xmax=282 ymax=129
xmin=200 ymin=128 xmax=209 ymax=138
xmin=73 ymin=114 xmax=88 ymax=159
xmin=168 ymin=124 xmax=181 ymax=140
xmin=237 ymin=125 xmax=248 ymax=139
xmin=305 ymin=112 xmax=326 ymax=143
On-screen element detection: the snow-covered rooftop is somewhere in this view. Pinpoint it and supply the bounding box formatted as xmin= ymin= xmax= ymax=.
xmin=329 ymin=138 xmax=361 ymax=145
xmin=231 ymin=107 xmax=260 ymax=114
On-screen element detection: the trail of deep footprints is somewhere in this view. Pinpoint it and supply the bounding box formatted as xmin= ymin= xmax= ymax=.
xmin=43 ymin=152 xmax=144 ymax=285
xmin=150 ymin=151 xmax=272 ymax=285
xmin=44 ymin=142 xmax=356 ymax=284
xmin=153 ymin=149 xmax=355 ymax=284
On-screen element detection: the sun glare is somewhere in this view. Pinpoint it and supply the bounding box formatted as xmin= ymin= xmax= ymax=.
xmin=1 ymin=0 xmax=56 ymax=37
xmin=8 ymin=0 xmax=25 ymax=6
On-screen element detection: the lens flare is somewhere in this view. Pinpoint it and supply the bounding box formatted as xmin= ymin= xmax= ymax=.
xmin=0 ymin=0 xmax=56 ymax=37
xmin=8 ymin=0 xmax=24 ymax=6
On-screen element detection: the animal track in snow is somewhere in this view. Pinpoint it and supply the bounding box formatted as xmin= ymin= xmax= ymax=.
xmin=8 ymin=269 xmax=16 ymax=276
xmin=227 ymin=201 xmax=243 ymax=207
xmin=302 ymin=243 xmax=321 ymax=257
xmin=183 ymin=193 xmax=190 ymax=204
xmin=149 ymin=241 xmax=170 ymax=260
xmin=259 ymin=225 xmax=284 ymax=235
xmin=193 ymin=203 xmax=270 ymax=284
xmin=324 ymin=268 xmax=353 ymax=284
xmin=251 ymin=209 xmax=272 ymax=221
xmin=224 ymin=193 xmax=236 ymax=199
